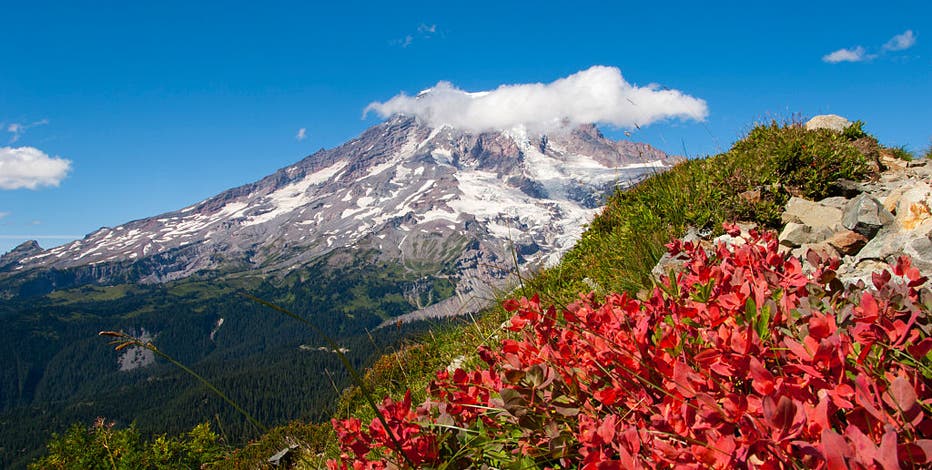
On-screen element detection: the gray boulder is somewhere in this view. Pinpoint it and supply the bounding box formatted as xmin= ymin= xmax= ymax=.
xmin=805 ymin=114 xmax=851 ymax=132
xmin=843 ymin=193 xmax=894 ymax=238
xmin=782 ymin=197 xmax=844 ymax=229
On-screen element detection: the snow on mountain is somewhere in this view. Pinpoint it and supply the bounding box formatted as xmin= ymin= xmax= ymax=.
xmin=1 ymin=115 xmax=671 ymax=316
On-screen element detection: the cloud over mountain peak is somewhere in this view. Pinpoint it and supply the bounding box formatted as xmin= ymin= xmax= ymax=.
xmin=365 ymin=66 xmax=708 ymax=133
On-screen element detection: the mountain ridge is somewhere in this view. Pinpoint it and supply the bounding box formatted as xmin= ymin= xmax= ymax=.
xmin=1 ymin=116 xmax=671 ymax=305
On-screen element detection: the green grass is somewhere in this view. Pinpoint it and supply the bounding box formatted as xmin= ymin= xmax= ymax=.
xmin=46 ymin=285 xmax=140 ymax=304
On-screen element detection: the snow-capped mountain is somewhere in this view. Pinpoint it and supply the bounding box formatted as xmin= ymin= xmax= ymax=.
xmin=1 ymin=116 xmax=670 ymax=315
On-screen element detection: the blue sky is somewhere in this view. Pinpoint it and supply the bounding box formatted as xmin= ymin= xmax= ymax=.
xmin=1 ymin=0 xmax=930 ymax=254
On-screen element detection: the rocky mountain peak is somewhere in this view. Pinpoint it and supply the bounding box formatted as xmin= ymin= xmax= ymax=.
xmin=1 ymin=118 xmax=671 ymax=317
xmin=0 ymin=240 xmax=43 ymax=270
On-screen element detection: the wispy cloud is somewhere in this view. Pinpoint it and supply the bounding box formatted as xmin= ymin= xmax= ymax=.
xmin=5 ymin=119 xmax=49 ymax=143
xmin=0 ymin=146 xmax=72 ymax=190
xmin=883 ymin=30 xmax=916 ymax=51
xmin=822 ymin=46 xmax=872 ymax=63
xmin=365 ymin=65 xmax=708 ymax=133
xmin=823 ymin=29 xmax=917 ymax=63
xmin=295 ymin=127 xmax=307 ymax=141
xmin=391 ymin=23 xmax=439 ymax=48
xmin=0 ymin=212 xmax=9 ymax=220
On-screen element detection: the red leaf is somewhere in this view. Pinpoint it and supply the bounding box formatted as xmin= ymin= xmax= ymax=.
xmin=888 ymin=376 xmax=918 ymax=415
xmin=784 ymin=337 xmax=813 ymax=362
xmin=877 ymin=426 xmax=899 ymax=470
xmin=821 ymin=429 xmax=850 ymax=470
xmin=858 ymin=292 xmax=879 ymax=322
xmin=907 ymin=337 xmax=932 ymax=359
xmin=854 ymin=373 xmax=885 ymax=421
xmin=593 ymin=387 xmax=617 ymax=406
xmin=763 ymin=396 xmax=797 ymax=438
xmin=748 ymin=357 xmax=775 ymax=395
xmin=672 ymin=361 xmax=697 ymax=398
xmin=844 ymin=424 xmax=877 ymax=466
xmin=872 ymin=269 xmax=892 ymax=290
xmin=597 ymin=414 xmax=617 ymax=443
xmin=899 ymin=440 xmax=932 ymax=466
xmin=808 ymin=312 xmax=836 ymax=340
xmin=894 ymin=256 xmax=912 ymax=277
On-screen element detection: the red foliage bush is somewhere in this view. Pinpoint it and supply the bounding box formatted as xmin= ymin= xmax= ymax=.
xmin=330 ymin=225 xmax=932 ymax=468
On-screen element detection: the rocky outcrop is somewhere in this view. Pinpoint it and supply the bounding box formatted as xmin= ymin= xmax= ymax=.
xmin=775 ymin=156 xmax=932 ymax=285
xmin=655 ymin=115 xmax=932 ymax=288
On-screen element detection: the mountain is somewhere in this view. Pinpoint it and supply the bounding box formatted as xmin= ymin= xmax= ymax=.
xmin=1 ymin=115 xmax=669 ymax=316
xmin=0 ymin=116 xmax=671 ymax=468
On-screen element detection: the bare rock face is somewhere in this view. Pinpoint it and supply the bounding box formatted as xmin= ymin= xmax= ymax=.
xmin=1 ymin=116 xmax=672 ymax=319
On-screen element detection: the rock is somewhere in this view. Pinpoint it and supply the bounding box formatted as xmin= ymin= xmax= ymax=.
xmin=778 ymin=221 xmax=838 ymax=247
xmin=901 ymin=201 xmax=932 ymax=231
xmin=805 ymin=114 xmax=851 ymax=132
xmin=842 ymin=193 xmax=894 ymax=238
xmin=902 ymin=233 xmax=932 ymax=273
xmin=818 ymin=196 xmax=851 ymax=210
xmin=857 ymin=227 xmax=904 ymax=262
xmin=883 ymin=185 xmax=910 ymax=214
xmin=827 ymin=229 xmax=869 ymax=255
xmin=714 ymin=223 xmax=757 ymax=249
xmin=894 ymin=182 xmax=932 ymax=230
xmin=836 ymin=259 xmax=893 ymax=287
xmin=782 ymin=197 xmax=844 ymax=229
xmin=651 ymin=251 xmax=689 ymax=281
xmin=881 ymin=154 xmax=909 ymax=172
xmin=779 ymin=223 xmax=811 ymax=247
xmin=829 ymin=179 xmax=868 ymax=198
xmin=856 ymin=221 xmax=932 ymax=267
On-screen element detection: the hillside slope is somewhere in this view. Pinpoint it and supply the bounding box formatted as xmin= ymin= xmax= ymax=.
xmin=33 ymin=118 xmax=932 ymax=468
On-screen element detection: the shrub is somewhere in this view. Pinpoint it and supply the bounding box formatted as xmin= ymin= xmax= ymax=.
xmin=888 ymin=145 xmax=915 ymax=161
xmin=329 ymin=225 xmax=932 ymax=469
xmin=842 ymin=120 xmax=868 ymax=140
xmin=31 ymin=419 xmax=226 ymax=469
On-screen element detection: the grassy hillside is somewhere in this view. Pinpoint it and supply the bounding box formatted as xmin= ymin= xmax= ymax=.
xmin=35 ymin=119 xmax=927 ymax=468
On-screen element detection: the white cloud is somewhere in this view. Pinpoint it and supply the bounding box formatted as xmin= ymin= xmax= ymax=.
xmin=0 ymin=146 xmax=72 ymax=190
xmin=0 ymin=211 xmax=9 ymax=220
xmin=391 ymin=24 xmax=439 ymax=48
xmin=390 ymin=34 xmax=414 ymax=48
xmin=822 ymin=46 xmax=871 ymax=63
xmin=296 ymin=127 xmax=307 ymax=141
xmin=364 ymin=66 xmax=708 ymax=133
xmin=824 ymin=31 xmax=916 ymax=63
xmin=6 ymin=119 xmax=48 ymax=143
xmin=884 ymin=30 xmax=916 ymax=51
